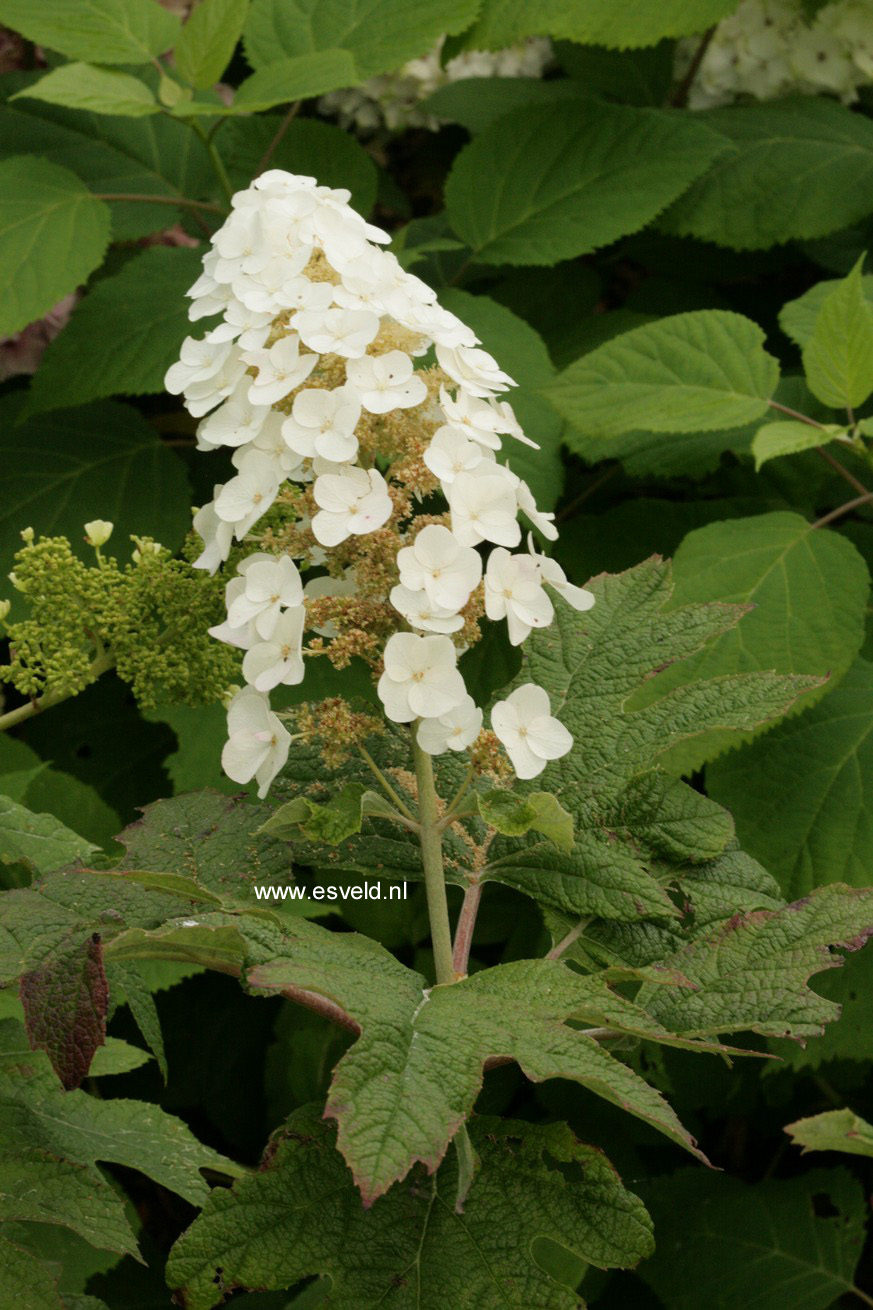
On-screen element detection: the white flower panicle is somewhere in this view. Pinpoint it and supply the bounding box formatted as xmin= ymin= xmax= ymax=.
xmin=167 ymin=169 xmax=593 ymax=794
xmin=318 ymin=37 xmax=553 ymax=134
xmin=676 ymin=0 xmax=873 ymax=109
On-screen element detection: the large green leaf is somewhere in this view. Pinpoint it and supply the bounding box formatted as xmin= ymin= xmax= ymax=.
xmin=546 ymin=310 xmax=779 ymax=437
xmin=709 ymin=659 xmax=873 ymax=896
xmin=767 ymin=941 xmax=873 ymax=1070
xmin=0 ymin=157 xmax=110 ymax=337
xmin=445 ymin=102 xmax=726 ymax=265
xmin=0 ymin=90 xmax=217 ymax=241
xmin=0 ymin=1234 xmax=64 ymax=1309
xmin=0 ymin=0 xmax=180 ymax=64
xmin=0 ymin=397 xmax=191 ymax=580
xmin=461 ymin=0 xmax=741 ymax=50
xmin=661 ymin=99 xmax=873 ymax=250
xmin=440 ymin=289 xmax=563 ymax=507
xmin=802 ymin=258 xmax=873 ymax=410
xmin=0 ymin=1018 xmax=242 ymax=1205
xmin=168 ymin=1110 xmax=651 ymax=1308
xmin=12 ymin=65 xmax=160 ymax=118
xmin=224 ymin=116 xmax=378 ymax=216
xmin=639 ymin=1168 xmax=868 ymax=1310
xmin=175 ymin=0 xmax=250 ymax=89
xmin=630 ymin=512 xmax=869 ymax=774
xmin=483 ymin=560 xmax=820 ymax=921
xmin=243 ymin=0 xmax=479 ymax=80
xmin=636 ymin=883 xmax=873 ymax=1038
xmin=26 ymin=247 xmax=204 ymax=415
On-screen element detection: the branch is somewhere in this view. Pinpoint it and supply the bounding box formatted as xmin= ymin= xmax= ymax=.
xmin=668 ymin=25 xmax=716 ymax=108
xmin=94 ymin=192 xmax=226 ymax=214
xmin=255 ymin=101 xmax=301 ymax=176
xmin=0 ymin=651 xmax=115 ymax=733
xmin=812 ymin=490 xmax=873 ymax=529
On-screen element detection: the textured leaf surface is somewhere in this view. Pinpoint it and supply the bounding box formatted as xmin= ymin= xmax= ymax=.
xmin=243 ymin=0 xmax=479 ymax=79
xmin=13 ymin=65 xmax=160 ymax=118
xmin=631 ymin=513 xmax=869 ymax=774
xmin=0 ymin=1018 xmax=241 ymax=1204
xmin=548 ymin=310 xmax=779 ymax=437
xmin=639 ymin=1168 xmax=866 ymax=1310
xmin=461 ymin=0 xmax=741 ymax=49
xmin=0 ymin=0 xmax=180 ymax=64
xmin=786 ymin=1108 xmax=873 ymax=1159
xmin=445 ymin=103 xmax=725 ymax=265
xmin=0 ymin=1155 xmax=138 ymax=1258
xmin=0 ymin=397 xmax=192 ymax=579
xmin=168 ymin=1110 xmax=653 ymax=1309
xmin=482 ymin=559 xmax=817 ymax=921
xmin=20 ymin=932 xmax=108 ymax=1090
xmin=661 ymin=99 xmax=873 ymax=250
xmin=0 ymin=792 xmax=294 ymax=989
xmin=768 ymin=941 xmax=873 ymax=1070
xmin=802 ymin=259 xmax=873 ymax=410
xmin=636 ymin=884 xmax=873 ymax=1038
xmin=709 ymin=659 xmax=873 ymax=896
xmin=0 ymin=796 xmax=95 ymax=876
xmin=0 ymin=157 xmax=110 ymax=338
xmin=26 ymin=246 xmax=204 ymax=414
xmin=175 ymin=0 xmax=249 ymax=89
xmin=0 ymin=1235 xmax=63 ymax=1309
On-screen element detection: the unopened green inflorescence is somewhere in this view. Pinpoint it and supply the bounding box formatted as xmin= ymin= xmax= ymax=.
xmin=0 ymin=526 xmax=238 ymax=714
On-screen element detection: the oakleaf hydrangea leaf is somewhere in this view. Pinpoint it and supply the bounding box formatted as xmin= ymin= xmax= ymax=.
xmin=0 ymin=1017 xmax=243 ymax=1205
xmin=167 ymin=1108 xmax=654 ymax=1309
xmin=636 ymin=884 xmax=873 ymax=1039
xmin=479 ymin=559 xmax=819 ymax=921
xmin=785 ymin=1108 xmax=873 ymax=1160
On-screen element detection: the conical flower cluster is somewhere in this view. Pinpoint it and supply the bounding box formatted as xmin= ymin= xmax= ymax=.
xmin=165 ymin=170 xmax=593 ymax=796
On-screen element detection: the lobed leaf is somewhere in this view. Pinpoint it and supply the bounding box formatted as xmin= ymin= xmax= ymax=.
xmin=168 ymin=1110 xmax=653 ymax=1309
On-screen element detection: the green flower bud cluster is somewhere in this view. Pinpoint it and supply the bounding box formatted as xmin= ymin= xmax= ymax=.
xmin=1 ymin=530 xmax=239 ymax=713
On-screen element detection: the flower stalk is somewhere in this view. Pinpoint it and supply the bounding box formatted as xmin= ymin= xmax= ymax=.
xmin=412 ymin=733 xmax=456 ymax=986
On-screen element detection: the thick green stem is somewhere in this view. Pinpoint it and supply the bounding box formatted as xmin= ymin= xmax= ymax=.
xmin=0 ymin=650 xmax=115 ymax=733
xmin=412 ymin=735 xmax=456 ymax=986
